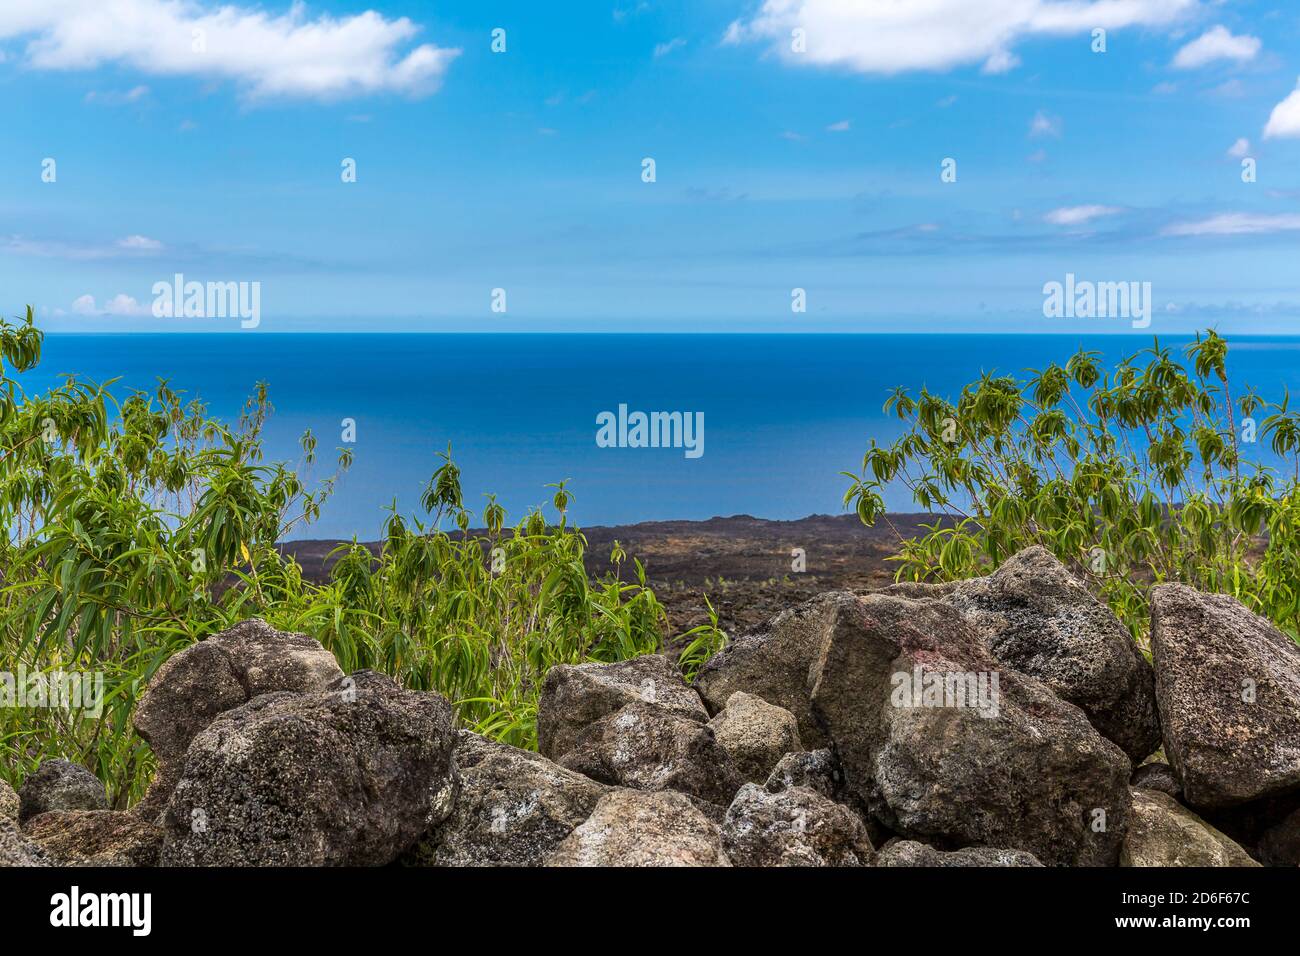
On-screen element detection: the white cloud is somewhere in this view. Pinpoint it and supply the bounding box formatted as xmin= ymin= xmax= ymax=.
xmin=70 ymin=293 xmax=150 ymax=316
xmin=0 ymin=0 xmax=460 ymax=101
xmin=826 ymin=119 xmax=850 ymax=131
xmin=1162 ymin=213 xmax=1300 ymax=237
xmin=1044 ymin=204 xmax=1121 ymax=225
xmin=1264 ymin=78 xmax=1300 ymax=139
xmin=1029 ymin=110 xmax=1062 ymax=138
xmin=1152 ymin=81 xmax=1177 ymax=95
xmin=724 ymin=0 xmax=1193 ymax=74
xmin=1171 ymin=25 xmax=1260 ymax=70
xmin=1227 ymin=137 xmax=1250 ymax=158
xmin=654 ymin=37 xmax=686 ymax=58
xmin=116 ymin=234 xmax=163 ymax=251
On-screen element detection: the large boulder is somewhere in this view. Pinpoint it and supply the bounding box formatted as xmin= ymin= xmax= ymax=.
xmin=1121 ymin=790 xmax=1259 ymax=867
xmin=721 ymin=783 xmax=873 ymax=866
xmin=160 ymin=670 xmax=456 ymax=866
xmin=1151 ymin=584 xmax=1300 ymax=809
xmin=17 ymin=759 xmax=108 ymax=823
xmin=885 ymin=547 xmax=1160 ymax=761
xmin=557 ymin=702 xmax=744 ymax=807
xmin=696 ymin=592 xmax=856 ymax=747
xmin=875 ymin=841 xmax=1043 ymax=867
xmin=23 ymin=810 xmax=162 ymax=867
xmin=537 ymin=655 xmax=707 ymax=761
xmin=707 ymin=692 xmax=802 ymax=784
xmin=811 ymin=593 xmax=1132 ymax=866
xmin=545 ymin=790 xmax=730 ymax=866
xmin=408 ymin=731 xmax=608 ymax=867
xmin=134 ymin=619 xmax=343 ymax=814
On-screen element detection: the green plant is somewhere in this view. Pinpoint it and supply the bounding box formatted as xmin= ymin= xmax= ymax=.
xmin=0 ymin=312 xmax=705 ymax=805
xmin=844 ymin=331 xmax=1300 ymax=643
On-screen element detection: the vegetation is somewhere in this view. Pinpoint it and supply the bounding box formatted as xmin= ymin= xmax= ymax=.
xmin=845 ymin=331 xmax=1300 ymax=643
xmin=0 ymin=312 xmax=722 ymax=806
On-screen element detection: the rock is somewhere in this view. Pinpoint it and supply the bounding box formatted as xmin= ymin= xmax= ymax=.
xmin=764 ymin=749 xmax=844 ymax=801
xmin=160 ymin=670 xmax=456 ymax=866
xmin=557 ymin=702 xmax=744 ymax=807
xmin=23 ymin=810 xmax=162 ymax=867
xmin=1132 ymin=761 xmax=1183 ymax=800
xmin=1151 ymin=584 xmax=1300 ymax=809
xmin=545 ymin=790 xmax=730 ymax=866
xmin=811 ymin=592 xmax=1132 ymax=866
xmin=17 ymin=759 xmax=108 ymax=822
xmin=708 ymin=692 xmax=802 ymax=784
xmin=408 ymin=731 xmax=608 ymax=867
xmin=537 ymin=655 xmax=707 ymax=761
xmin=1258 ymin=806 xmax=1300 ymax=867
xmin=874 ymin=840 xmax=1043 ymax=867
xmin=0 ymin=779 xmax=17 ymax=820
xmin=721 ymin=783 xmax=873 ymax=866
xmin=697 ymin=592 xmax=858 ymax=748
xmin=134 ymin=619 xmax=343 ymax=814
xmin=1121 ymin=790 xmax=1259 ymax=867
xmin=0 ymin=819 xmax=47 ymax=867
xmin=885 ymin=547 xmax=1160 ymax=761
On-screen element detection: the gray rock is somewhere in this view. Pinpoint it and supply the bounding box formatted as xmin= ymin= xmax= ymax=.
xmin=884 ymin=547 xmax=1160 ymax=761
xmin=557 ymin=702 xmax=744 ymax=807
xmin=17 ymin=759 xmax=108 ymax=823
xmin=1151 ymin=584 xmax=1300 ymax=809
xmin=160 ymin=670 xmax=456 ymax=866
xmin=545 ymin=789 xmax=730 ymax=866
xmin=764 ymin=749 xmax=844 ymax=801
xmin=722 ymin=783 xmax=873 ymax=866
xmin=708 ymin=692 xmax=802 ymax=784
xmin=1121 ymin=790 xmax=1259 ymax=867
xmin=0 ymin=779 xmax=17 ymax=820
xmin=537 ymin=654 xmax=707 ymax=761
xmin=1132 ymin=761 xmax=1183 ymax=800
xmin=23 ymin=810 xmax=162 ymax=867
xmin=134 ymin=618 xmax=343 ymax=814
xmin=811 ymin=592 xmax=1132 ymax=866
xmin=408 ymin=731 xmax=608 ymax=867
xmin=0 ymin=818 xmax=47 ymax=867
xmin=697 ymin=592 xmax=858 ymax=748
xmin=875 ymin=840 xmax=1043 ymax=867
xmin=1258 ymin=805 xmax=1300 ymax=867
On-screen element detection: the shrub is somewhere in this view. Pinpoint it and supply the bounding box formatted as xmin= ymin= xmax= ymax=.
xmin=0 ymin=312 xmax=716 ymax=804
xmin=844 ymin=331 xmax=1300 ymax=643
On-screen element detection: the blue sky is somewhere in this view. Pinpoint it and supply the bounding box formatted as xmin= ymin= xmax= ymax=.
xmin=5 ymin=0 xmax=1300 ymax=333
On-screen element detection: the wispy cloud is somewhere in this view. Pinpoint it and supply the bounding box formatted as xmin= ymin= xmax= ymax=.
xmin=68 ymin=293 xmax=151 ymax=317
xmin=1029 ymin=110 xmax=1062 ymax=138
xmin=0 ymin=0 xmax=460 ymax=101
xmin=1171 ymin=25 xmax=1260 ymax=69
xmin=1162 ymin=213 xmax=1300 ymax=237
xmin=84 ymin=85 xmax=150 ymax=106
xmin=1227 ymin=137 xmax=1250 ymax=158
xmin=653 ymin=37 xmax=686 ymax=58
xmin=1044 ymin=205 xmax=1121 ymax=225
xmin=825 ymin=119 xmax=851 ymax=132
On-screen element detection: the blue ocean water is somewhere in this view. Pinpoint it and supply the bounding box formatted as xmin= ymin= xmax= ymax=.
xmin=21 ymin=333 xmax=1300 ymax=540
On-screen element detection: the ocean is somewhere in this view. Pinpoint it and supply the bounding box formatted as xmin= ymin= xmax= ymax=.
xmin=21 ymin=333 xmax=1300 ymax=540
